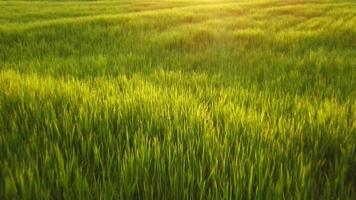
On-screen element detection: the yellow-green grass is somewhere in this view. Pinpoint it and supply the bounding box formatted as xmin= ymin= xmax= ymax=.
xmin=0 ymin=0 xmax=355 ymax=199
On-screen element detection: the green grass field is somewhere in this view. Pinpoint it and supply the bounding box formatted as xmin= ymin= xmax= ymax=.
xmin=0 ymin=0 xmax=355 ymax=199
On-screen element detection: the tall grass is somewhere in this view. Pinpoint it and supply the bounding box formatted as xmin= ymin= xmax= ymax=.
xmin=0 ymin=0 xmax=355 ymax=199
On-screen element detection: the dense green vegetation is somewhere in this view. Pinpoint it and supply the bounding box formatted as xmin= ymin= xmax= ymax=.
xmin=0 ymin=0 xmax=355 ymax=199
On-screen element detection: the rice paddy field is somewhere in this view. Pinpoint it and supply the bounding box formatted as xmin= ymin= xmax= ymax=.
xmin=0 ymin=0 xmax=355 ymax=199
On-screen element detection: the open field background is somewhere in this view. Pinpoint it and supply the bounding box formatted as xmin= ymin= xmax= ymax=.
xmin=0 ymin=0 xmax=355 ymax=199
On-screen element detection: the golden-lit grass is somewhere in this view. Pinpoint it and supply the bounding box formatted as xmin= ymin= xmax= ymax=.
xmin=0 ymin=0 xmax=355 ymax=199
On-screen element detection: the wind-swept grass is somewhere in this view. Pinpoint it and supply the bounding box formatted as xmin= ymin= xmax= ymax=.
xmin=0 ymin=0 xmax=355 ymax=199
